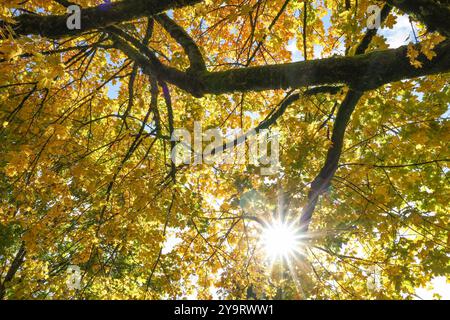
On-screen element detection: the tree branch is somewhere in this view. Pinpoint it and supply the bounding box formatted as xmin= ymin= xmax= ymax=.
xmin=115 ymin=33 xmax=450 ymax=96
xmin=387 ymin=0 xmax=450 ymax=37
xmin=0 ymin=243 xmax=26 ymax=300
xmin=1 ymin=0 xmax=202 ymax=38
xmin=200 ymin=41 xmax=450 ymax=95
xmin=155 ymin=13 xmax=206 ymax=73
xmin=299 ymin=5 xmax=393 ymax=232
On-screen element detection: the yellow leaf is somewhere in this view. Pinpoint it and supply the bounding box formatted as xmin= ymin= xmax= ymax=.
xmin=407 ymin=43 xmax=422 ymax=68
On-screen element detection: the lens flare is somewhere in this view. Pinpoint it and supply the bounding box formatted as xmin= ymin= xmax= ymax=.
xmin=260 ymin=220 xmax=304 ymax=261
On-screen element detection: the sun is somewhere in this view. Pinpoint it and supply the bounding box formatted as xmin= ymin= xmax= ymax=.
xmin=260 ymin=219 xmax=304 ymax=261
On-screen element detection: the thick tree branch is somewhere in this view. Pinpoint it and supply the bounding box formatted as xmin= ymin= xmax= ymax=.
xmin=299 ymin=6 xmax=393 ymax=232
xmin=0 ymin=243 xmax=26 ymax=300
xmin=1 ymin=0 xmax=202 ymax=38
xmin=200 ymin=40 xmax=450 ymax=95
xmin=115 ymin=34 xmax=450 ymax=97
xmin=3 ymin=0 xmax=449 ymax=44
xmin=299 ymin=90 xmax=362 ymax=231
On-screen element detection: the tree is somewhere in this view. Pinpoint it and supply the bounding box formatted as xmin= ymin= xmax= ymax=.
xmin=0 ymin=0 xmax=448 ymax=299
